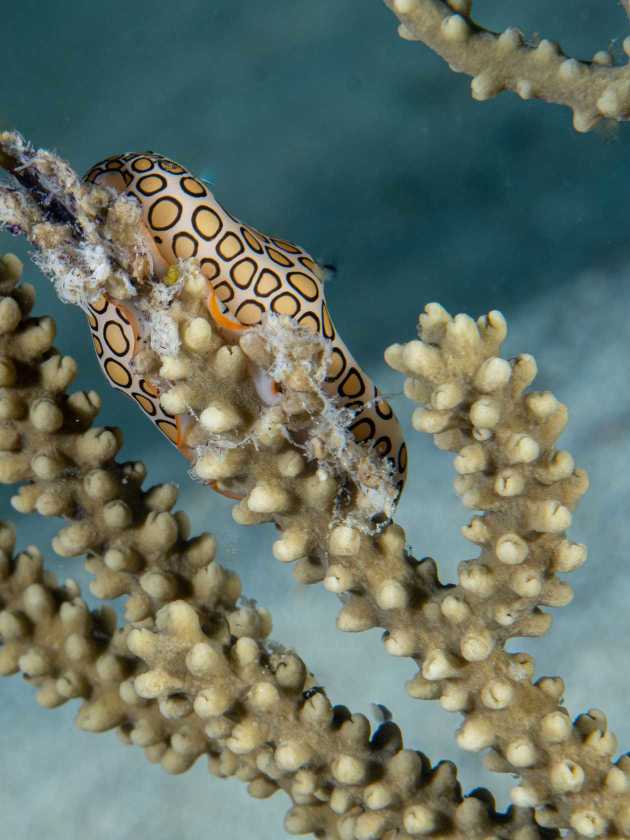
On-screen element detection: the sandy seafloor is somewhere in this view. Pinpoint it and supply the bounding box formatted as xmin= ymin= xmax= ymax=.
xmin=2 ymin=1 xmax=630 ymax=837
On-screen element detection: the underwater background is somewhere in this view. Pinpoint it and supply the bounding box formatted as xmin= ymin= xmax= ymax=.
xmin=2 ymin=1 xmax=630 ymax=837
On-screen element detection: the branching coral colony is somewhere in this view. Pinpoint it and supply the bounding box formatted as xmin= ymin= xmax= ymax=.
xmin=1 ymin=2 xmax=630 ymax=838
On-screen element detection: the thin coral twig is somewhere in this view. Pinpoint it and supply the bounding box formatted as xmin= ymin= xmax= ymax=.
xmin=383 ymin=0 xmax=630 ymax=131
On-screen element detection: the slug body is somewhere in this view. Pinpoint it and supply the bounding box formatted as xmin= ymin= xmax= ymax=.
xmin=83 ymin=152 xmax=407 ymax=499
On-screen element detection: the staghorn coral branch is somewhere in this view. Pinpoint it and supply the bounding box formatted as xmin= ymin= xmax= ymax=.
xmin=0 ymin=254 xmax=541 ymax=840
xmin=383 ymin=0 xmax=630 ymax=132
xmin=1 ymin=538 xmax=457 ymax=840
xmin=2 ymin=135 xmax=630 ymax=836
xmin=384 ymin=309 xmax=630 ymax=836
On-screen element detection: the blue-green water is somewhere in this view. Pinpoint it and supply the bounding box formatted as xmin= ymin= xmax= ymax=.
xmin=2 ymin=2 xmax=630 ymax=838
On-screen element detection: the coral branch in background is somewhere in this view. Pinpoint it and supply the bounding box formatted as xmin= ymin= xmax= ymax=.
xmin=383 ymin=0 xmax=630 ymax=131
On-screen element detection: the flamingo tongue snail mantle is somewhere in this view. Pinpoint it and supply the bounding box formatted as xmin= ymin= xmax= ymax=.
xmin=83 ymin=152 xmax=407 ymax=505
